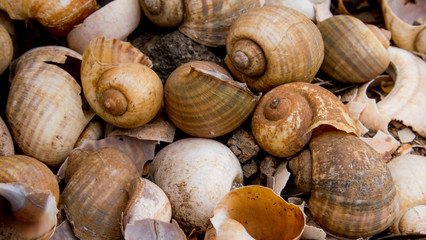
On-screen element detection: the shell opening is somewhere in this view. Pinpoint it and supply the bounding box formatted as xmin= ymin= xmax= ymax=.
xmin=263 ymin=97 xmax=290 ymax=121
xmin=143 ymin=0 xmax=162 ymax=15
xmin=231 ymin=39 xmax=266 ymax=77
xmin=101 ymin=88 xmax=128 ymax=116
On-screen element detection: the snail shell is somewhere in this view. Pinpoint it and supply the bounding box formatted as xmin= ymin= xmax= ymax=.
xmin=81 ymin=37 xmax=163 ymax=128
xmin=0 ymin=23 xmax=12 ymax=75
xmin=149 ymin=138 xmax=243 ymax=232
xmin=165 ymin=61 xmax=258 ymax=138
xmin=289 ymin=131 xmax=399 ymax=239
xmin=0 ymin=117 xmax=14 ymax=156
xmin=210 ymin=185 xmax=305 ymax=240
xmin=139 ymin=0 xmax=184 ymax=28
xmin=0 ymin=0 xmax=97 ymax=36
xmin=317 ymin=15 xmax=391 ymax=83
xmin=6 ymin=46 xmax=95 ymax=167
xmin=62 ymin=148 xmax=140 ymax=239
xmin=0 ymin=155 xmax=60 ymax=239
xmin=225 ymin=5 xmax=324 ymax=92
xmin=251 ymin=82 xmax=359 ymax=157
xmin=178 ymin=0 xmax=263 ymax=47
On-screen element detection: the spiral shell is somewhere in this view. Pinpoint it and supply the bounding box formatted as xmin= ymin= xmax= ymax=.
xmin=210 ymin=185 xmax=305 ymax=240
xmin=6 ymin=46 xmax=94 ymax=167
xmin=225 ymin=5 xmax=324 ymax=92
xmin=0 ymin=23 xmax=12 ymax=75
xmin=289 ymin=131 xmax=399 ymax=239
xmin=251 ymin=82 xmax=359 ymax=157
xmin=0 ymin=155 xmax=60 ymax=239
xmin=178 ymin=0 xmax=263 ymax=47
xmin=382 ymin=0 xmax=426 ymax=54
xmin=317 ymin=15 xmax=391 ymax=83
xmin=139 ymin=0 xmax=184 ymax=28
xmin=81 ymin=37 xmax=163 ymax=128
xmin=0 ymin=117 xmax=14 ymax=156
xmin=62 ymin=148 xmax=140 ymax=239
xmin=150 ymin=138 xmax=243 ymax=232
xmin=0 ymin=0 xmax=97 ymax=36
xmin=165 ymin=61 xmax=258 ymax=138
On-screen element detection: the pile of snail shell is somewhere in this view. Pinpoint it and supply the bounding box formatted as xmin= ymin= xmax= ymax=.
xmin=0 ymin=1 xmax=425 ymax=239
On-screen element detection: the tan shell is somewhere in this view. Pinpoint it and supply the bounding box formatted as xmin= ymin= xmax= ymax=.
xmin=178 ymin=0 xmax=263 ymax=47
xmin=6 ymin=46 xmax=94 ymax=167
xmin=139 ymin=0 xmax=184 ymax=28
xmin=0 ymin=117 xmax=14 ymax=156
xmin=124 ymin=219 xmax=187 ymax=240
xmin=165 ymin=61 xmax=258 ymax=138
xmin=81 ymin=37 xmax=163 ymax=128
xmin=387 ymin=154 xmax=426 ymax=234
xmin=210 ymin=185 xmax=305 ymax=240
xmin=0 ymin=155 xmax=60 ymax=239
xmin=382 ymin=0 xmax=426 ymax=54
xmin=251 ymin=82 xmax=359 ymax=157
xmin=317 ymin=15 xmax=391 ymax=83
xmin=62 ymin=147 xmax=140 ymax=239
xmin=67 ymin=0 xmax=142 ymax=54
xmin=0 ymin=23 xmax=12 ymax=75
xmin=0 ymin=0 xmax=96 ymax=36
xmin=225 ymin=5 xmax=324 ymax=92
xmin=73 ymin=120 xmax=103 ymax=148
xmin=289 ymin=131 xmax=399 ymax=239
xmin=149 ymin=138 xmax=243 ymax=232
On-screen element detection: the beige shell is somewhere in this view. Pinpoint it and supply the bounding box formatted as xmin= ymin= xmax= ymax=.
xmin=289 ymin=131 xmax=399 ymax=239
xmin=178 ymin=0 xmax=263 ymax=47
xmin=387 ymin=154 xmax=426 ymax=234
xmin=81 ymin=37 xmax=163 ymax=128
xmin=251 ymin=82 xmax=359 ymax=157
xmin=62 ymin=148 xmax=140 ymax=239
xmin=317 ymin=15 xmax=391 ymax=83
xmin=73 ymin=120 xmax=103 ymax=148
xmin=210 ymin=185 xmax=305 ymax=240
xmin=67 ymin=0 xmax=142 ymax=54
xmin=0 ymin=0 xmax=96 ymax=36
xmin=165 ymin=61 xmax=258 ymax=138
xmin=6 ymin=46 xmax=94 ymax=167
xmin=0 ymin=23 xmax=12 ymax=75
xmin=149 ymin=138 xmax=244 ymax=232
xmin=0 ymin=155 xmax=60 ymax=239
xmin=0 ymin=117 xmax=14 ymax=156
xmin=225 ymin=5 xmax=324 ymax=92
xmin=139 ymin=0 xmax=184 ymax=28
xmin=382 ymin=0 xmax=426 ymax=54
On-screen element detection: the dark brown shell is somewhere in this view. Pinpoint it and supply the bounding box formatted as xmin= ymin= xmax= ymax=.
xmin=289 ymin=131 xmax=399 ymax=239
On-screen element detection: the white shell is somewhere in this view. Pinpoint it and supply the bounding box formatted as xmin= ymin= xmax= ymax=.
xmin=149 ymin=138 xmax=243 ymax=232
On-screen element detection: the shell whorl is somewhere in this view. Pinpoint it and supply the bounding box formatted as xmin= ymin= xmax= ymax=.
xmin=140 ymin=0 xmax=184 ymax=28
xmin=225 ymin=5 xmax=324 ymax=92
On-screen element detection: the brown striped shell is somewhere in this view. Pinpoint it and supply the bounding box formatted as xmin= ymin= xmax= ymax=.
xmin=225 ymin=5 xmax=324 ymax=93
xmin=62 ymin=148 xmax=140 ymax=239
xmin=139 ymin=0 xmax=184 ymax=28
xmin=0 ymin=155 xmax=60 ymax=239
xmin=288 ymin=131 xmax=399 ymax=239
xmin=164 ymin=61 xmax=258 ymax=138
xmin=210 ymin=185 xmax=305 ymax=239
xmin=251 ymin=82 xmax=359 ymax=157
xmin=6 ymin=46 xmax=94 ymax=167
xmin=0 ymin=0 xmax=97 ymax=36
xmin=317 ymin=15 xmax=391 ymax=83
xmin=0 ymin=23 xmax=12 ymax=75
xmin=81 ymin=37 xmax=163 ymax=128
xmin=178 ymin=0 xmax=263 ymax=47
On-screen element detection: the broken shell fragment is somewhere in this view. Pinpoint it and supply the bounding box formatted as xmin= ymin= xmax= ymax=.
xmin=382 ymin=0 xmax=426 ymax=54
xmin=210 ymin=185 xmax=305 ymax=240
xmin=149 ymin=138 xmax=244 ymax=232
xmin=67 ymin=0 xmax=142 ymax=54
xmin=165 ymin=61 xmax=258 ymax=138
xmin=0 ymin=155 xmax=60 ymax=240
xmin=6 ymin=46 xmax=95 ymax=166
xmin=251 ymin=82 xmax=359 ymax=157
xmin=387 ymin=154 xmax=426 ymax=234
xmin=124 ymin=219 xmax=187 ymax=240
xmin=0 ymin=117 xmax=14 ymax=156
